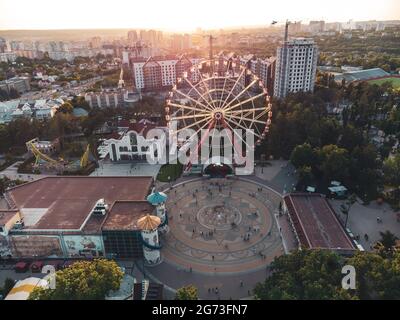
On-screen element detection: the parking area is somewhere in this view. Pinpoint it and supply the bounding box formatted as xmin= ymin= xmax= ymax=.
xmin=329 ymin=199 xmax=400 ymax=250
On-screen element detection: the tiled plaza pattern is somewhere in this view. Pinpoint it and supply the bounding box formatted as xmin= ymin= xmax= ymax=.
xmin=161 ymin=178 xmax=285 ymax=274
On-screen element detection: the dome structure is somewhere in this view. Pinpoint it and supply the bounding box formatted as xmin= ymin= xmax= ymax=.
xmin=147 ymin=192 xmax=168 ymax=205
xmin=137 ymin=214 xmax=161 ymax=231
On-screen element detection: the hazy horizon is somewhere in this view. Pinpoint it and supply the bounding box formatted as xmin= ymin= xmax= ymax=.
xmin=1 ymin=0 xmax=400 ymax=32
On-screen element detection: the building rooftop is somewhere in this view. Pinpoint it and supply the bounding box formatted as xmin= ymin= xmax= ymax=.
xmin=284 ymin=193 xmax=356 ymax=251
xmin=334 ymin=68 xmax=389 ymax=83
xmin=102 ymin=201 xmax=154 ymax=231
xmin=6 ymin=176 xmax=153 ymax=231
xmin=137 ymin=214 xmax=161 ymax=231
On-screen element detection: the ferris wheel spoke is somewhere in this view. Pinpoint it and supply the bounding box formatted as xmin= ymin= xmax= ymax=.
xmin=172 ymin=115 xmax=212 ymax=134
xmin=173 ymin=88 xmax=213 ymax=112
xmin=183 ymin=77 xmax=215 ymax=111
xmin=218 ymin=76 xmax=229 ymax=109
xmin=170 ymin=113 xmax=210 ymax=121
xmin=198 ymin=72 xmax=218 ymax=109
xmin=220 ymin=67 xmax=246 ymax=108
xmin=224 ymin=92 xmax=267 ymax=113
xmin=225 ymin=106 xmax=268 ymax=114
xmin=223 ymin=119 xmax=253 ymax=150
xmin=225 ymin=117 xmax=263 ymax=139
xmin=254 ymin=109 xmax=269 ymax=121
xmin=227 ymin=114 xmax=267 ymax=125
xmin=180 ymin=118 xmax=215 ymax=150
xmin=234 ymin=108 xmax=268 ymax=122
xmin=223 ymin=79 xmax=261 ymax=111
xmin=168 ymin=102 xmax=212 ymax=114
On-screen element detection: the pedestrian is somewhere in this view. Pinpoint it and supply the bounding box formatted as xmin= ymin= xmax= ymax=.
xmin=208 ymin=288 xmax=211 ymax=293
xmin=215 ymin=287 xmax=219 ymax=294
xmin=240 ymin=280 xmax=243 ymax=287
xmin=212 ymin=255 xmax=215 ymax=260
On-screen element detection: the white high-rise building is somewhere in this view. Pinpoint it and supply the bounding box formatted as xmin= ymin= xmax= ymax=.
xmin=274 ymin=38 xmax=318 ymax=98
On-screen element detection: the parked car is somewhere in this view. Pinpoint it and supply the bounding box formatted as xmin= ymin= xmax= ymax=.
xmin=14 ymin=261 xmax=30 ymax=273
xmin=30 ymin=261 xmax=44 ymax=273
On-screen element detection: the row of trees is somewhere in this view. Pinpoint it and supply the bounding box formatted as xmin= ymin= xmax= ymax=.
xmin=254 ymin=239 xmax=400 ymax=300
xmin=290 ymin=142 xmax=381 ymax=199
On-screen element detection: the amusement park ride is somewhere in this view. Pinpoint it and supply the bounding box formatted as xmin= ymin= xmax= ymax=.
xmin=165 ymin=38 xmax=273 ymax=174
xmin=26 ymin=139 xmax=94 ymax=173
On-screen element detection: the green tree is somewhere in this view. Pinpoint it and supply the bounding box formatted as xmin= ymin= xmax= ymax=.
xmin=379 ymin=231 xmax=398 ymax=253
xmin=70 ymin=96 xmax=91 ymax=111
xmin=290 ymin=143 xmax=316 ymax=168
xmin=318 ymin=145 xmax=350 ymax=183
xmin=0 ymin=124 xmax=11 ymax=153
xmin=254 ymin=250 xmax=355 ymax=300
xmin=57 ymin=102 xmax=74 ymax=114
xmin=175 ymin=285 xmax=198 ymax=300
xmin=29 ymin=259 xmax=123 ymax=300
xmin=297 ymin=165 xmax=315 ymax=188
xmin=383 ymin=153 xmax=400 ymax=187
xmin=348 ymin=251 xmax=400 ymax=299
xmin=8 ymin=88 xmax=20 ymax=99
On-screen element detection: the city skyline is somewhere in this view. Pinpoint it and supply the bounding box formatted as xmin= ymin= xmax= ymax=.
xmin=1 ymin=0 xmax=400 ymax=31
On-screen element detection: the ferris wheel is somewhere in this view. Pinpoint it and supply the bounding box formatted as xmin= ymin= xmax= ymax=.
xmin=165 ymin=56 xmax=272 ymax=163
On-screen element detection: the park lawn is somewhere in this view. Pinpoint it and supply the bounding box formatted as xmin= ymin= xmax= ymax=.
xmin=368 ymin=77 xmax=400 ymax=89
xmin=157 ymin=163 xmax=183 ymax=182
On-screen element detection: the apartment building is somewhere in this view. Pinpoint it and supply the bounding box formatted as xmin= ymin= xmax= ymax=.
xmin=0 ymin=76 xmax=31 ymax=94
xmin=131 ymin=55 xmax=200 ymax=91
xmin=274 ymin=38 xmax=318 ymax=98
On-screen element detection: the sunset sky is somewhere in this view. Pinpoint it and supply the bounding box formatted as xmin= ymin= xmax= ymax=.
xmin=1 ymin=0 xmax=399 ymax=31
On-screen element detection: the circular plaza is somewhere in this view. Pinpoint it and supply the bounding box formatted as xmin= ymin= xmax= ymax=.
xmin=159 ymin=177 xmax=284 ymax=274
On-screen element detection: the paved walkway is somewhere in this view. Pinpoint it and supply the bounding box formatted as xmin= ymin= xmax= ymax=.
xmin=144 ymin=177 xmax=287 ymax=299
xmin=0 ymin=161 xmax=48 ymax=182
xmin=254 ymin=160 xmax=297 ymax=194
xmin=330 ymin=199 xmax=400 ymax=250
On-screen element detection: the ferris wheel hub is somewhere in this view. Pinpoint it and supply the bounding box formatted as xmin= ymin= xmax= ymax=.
xmin=212 ymin=109 xmax=224 ymax=121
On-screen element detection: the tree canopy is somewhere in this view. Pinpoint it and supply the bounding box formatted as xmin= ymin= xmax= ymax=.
xmin=175 ymin=285 xmax=198 ymax=300
xmin=254 ymin=250 xmax=354 ymax=300
xmin=255 ymin=249 xmax=400 ymax=300
xmin=29 ymin=259 xmax=123 ymax=300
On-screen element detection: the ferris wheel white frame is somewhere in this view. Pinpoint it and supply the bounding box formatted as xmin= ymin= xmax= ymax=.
xmin=165 ymin=57 xmax=273 ymax=159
